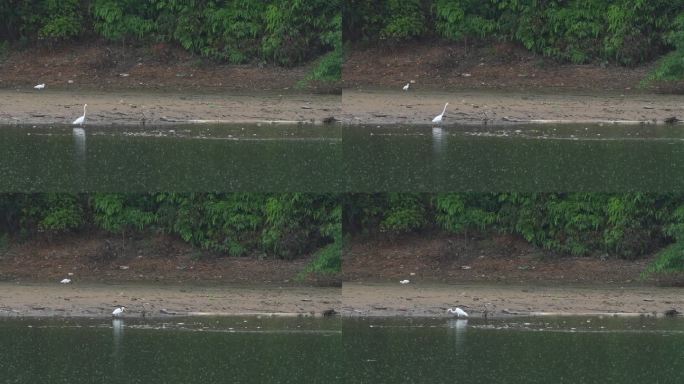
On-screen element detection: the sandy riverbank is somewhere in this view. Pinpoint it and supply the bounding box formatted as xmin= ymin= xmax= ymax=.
xmin=0 ymin=282 xmax=340 ymax=318
xmin=3 ymin=88 xmax=684 ymax=126
xmin=1 ymin=281 xmax=681 ymax=319
xmin=341 ymin=89 xmax=684 ymax=125
xmin=0 ymin=89 xmax=340 ymax=126
xmin=342 ymin=283 xmax=683 ymax=318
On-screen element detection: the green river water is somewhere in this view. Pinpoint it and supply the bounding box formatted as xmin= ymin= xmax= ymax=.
xmin=2 ymin=123 xmax=684 ymax=192
xmin=0 ymin=316 xmax=342 ymax=383
xmin=1 ymin=316 xmax=682 ymax=383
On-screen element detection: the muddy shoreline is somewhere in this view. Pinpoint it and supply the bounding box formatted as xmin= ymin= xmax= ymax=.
xmin=3 ymin=88 xmax=684 ymax=126
xmin=0 ymin=89 xmax=340 ymax=126
xmin=342 ymin=283 xmax=684 ymax=318
xmin=341 ymin=89 xmax=684 ymax=125
xmin=1 ymin=281 xmax=681 ymax=319
xmin=0 ymin=282 xmax=341 ymax=319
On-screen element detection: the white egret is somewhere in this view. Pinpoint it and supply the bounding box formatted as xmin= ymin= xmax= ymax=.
xmin=403 ymin=83 xmax=410 ymax=91
xmin=447 ymin=307 xmax=468 ymax=318
xmin=34 ymin=83 xmax=45 ymax=90
xmin=112 ymin=306 xmax=126 ymax=317
xmin=399 ymin=279 xmax=410 ymax=284
xmin=432 ymin=103 xmax=449 ymax=124
xmin=60 ymin=278 xmax=71 ymax=284
xmin=72 ymin=104 xmax=87 ymax=125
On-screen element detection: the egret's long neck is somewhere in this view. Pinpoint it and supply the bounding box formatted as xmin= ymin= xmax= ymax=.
xmin=442 ymin=103 xmax=448 ymax=115
xmin=83 ymin=105 xmax=87 ymax=116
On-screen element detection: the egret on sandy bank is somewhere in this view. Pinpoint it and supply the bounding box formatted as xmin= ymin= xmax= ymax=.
xmin=403 ymin=83 xmax=410 ymax=91
xmin=112 ymin=306 xmax=126 ymax=317
xmin=72 ymin=104 xmax=87 ymax=125
xmin=447 ymin=307 xmax=468 ymax=318
xmin=60 ymin=278 xmax=71 ymax=284
xmin=34 ymin=83 xmax=45 ymax=90
xmin=399 ymin=279 xmax=410 ymax=284
xmin=432 ymin=103 xmax=449 ymax=124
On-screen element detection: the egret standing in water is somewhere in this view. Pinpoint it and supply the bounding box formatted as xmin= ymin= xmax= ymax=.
xmin=403 ymin=83 xmax=410 ymax=91
xmin=447 ymin=307 xmax=469 ymax=318
xmin=34 ymin=83 xmax=45 ymax=90
xmin=112 ymin=306 xmax=126 ymax=317
xmin=72 ymin=104 xmax=87 ymax=125
xmin=432 ymin=103 xmax=449 ymax=125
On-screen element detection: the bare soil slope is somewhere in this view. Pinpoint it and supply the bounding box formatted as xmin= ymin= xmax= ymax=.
xmin=344 ymin=41 xmax=674 ymax=92
xmin=0 ymin=233 xmax=338 ymax=286
xmin=344 ymin=233 xmax=679 ymax=286
xmin=0 ymin=41 xmax=331 ymax=92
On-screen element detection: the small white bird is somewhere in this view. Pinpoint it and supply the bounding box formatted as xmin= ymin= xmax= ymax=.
xmin=34 ymin=83 xmax=45 ymax=90
xmin=432 ymin=103 xmax=449 ymax=124
xmin=400 ymin=279 xmax=410 ymax=284
xmin=72 ymin=104 xmax=87 ymax=125
xmin=403 ymin=83 xmax=410 ymax=91
xmin=112 ymin=307 xmax=126 ymax=317
xmin=447 ymin=307 xmax=469 ymax=318
xmin=60 ymin=278 xmax=71 ymax=284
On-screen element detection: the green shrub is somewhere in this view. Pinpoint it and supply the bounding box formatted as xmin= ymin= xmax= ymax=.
xmin=37 ymin=0 xmax=83 ymax=40
xmin=435 ymin=0 xmax=497 ymax=41
xmin=154 ymin=193 xmax=263 ymax=256
xmin=436 ymin=193 xmax=496 ymax=233
xmin=0 ymin=0 xmax=83 ymax=41
xmin=643 ymin=242 xmax=684 ymax=276
xmin=92 ymin=0 xmax=155 ymax=41
xmin=380 ymin=194 xmax=429 ymax=232
xmin=262 ymin=0 xmax=339 ymax=66
xmin=1 ymin=194 xmax=84 ymax=234
xmin=302 ymin=12 xmax=342 ymax=84
xmin=299 ymin=229 xmax=342 ymax=278
xmin=262 ymin=194 xmax=338 ymax=259
xmin=644 ymin=12 xmax=684 ymax=82
xmin=643 ymin=203 xmax=684 ymax=276
xmin=380 ymin=0 xmax=427 ymax=39
xmin=36 ymin=194 xmax=84 ymax=232
xmin=92 ymin=194 xmax=157 ymax=234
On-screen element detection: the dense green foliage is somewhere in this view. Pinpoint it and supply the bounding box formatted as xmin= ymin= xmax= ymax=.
xmin=345 ymin=0 xmax=684 ymax=77
xmin=4 ymin=193 xmax=684 ymax=276
xmin=645 ymin=12 xmax=684 ymax=82
xmin=345 ymin=193 xmax=684 ymax=274
xmin=0 ymin=0 xmax=340 ymax=72
xmin=0 ymin=193 xmax=340 ymax=273
xmin=303 ymin=11 xmax=342 ymax=84
xmin=0 ymin=0 xmax=84 ymax=42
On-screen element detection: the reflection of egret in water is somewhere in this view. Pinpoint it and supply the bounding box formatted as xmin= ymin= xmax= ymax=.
xmin=112 ymin=318 xmax=124 ymax=357
xmin=72 ymin=128 xmax=86 ymax=184
xmin=72 ymin=127 xmax=86 ymax=160
xmin=432 ymin=127 xmax=446 ymax=154
xmin=447 ymin=319 xmax=468 ymax=350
